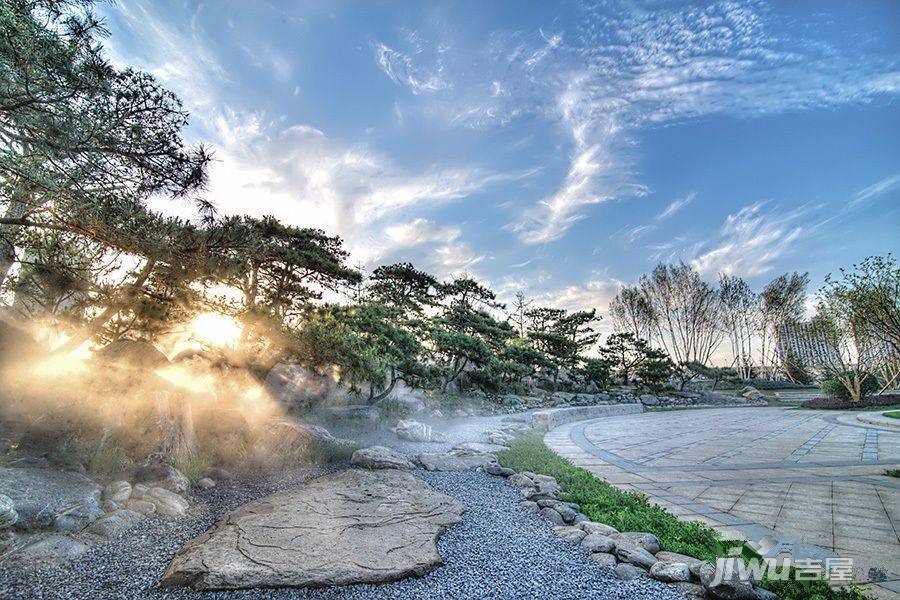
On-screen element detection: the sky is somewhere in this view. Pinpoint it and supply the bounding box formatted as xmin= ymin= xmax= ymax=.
xmin=99 ymin=0 xmax=900 ymax=330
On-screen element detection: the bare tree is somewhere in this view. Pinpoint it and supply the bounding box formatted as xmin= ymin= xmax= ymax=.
xmin=638 ymin=263 xmax=723 ymax=366
xmin=718 ymin=275 xmax=759 ymax=379
xmin=610 ymin=285 xmax=655 ymax=342
xmin=508 ymin=291 xmax=532 ymax=338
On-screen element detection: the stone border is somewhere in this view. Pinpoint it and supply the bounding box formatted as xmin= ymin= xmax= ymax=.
xmin=531 ymin=404 xmax=643 ymax=431
xmin=856 ymin=411 xmax=900 ymax=430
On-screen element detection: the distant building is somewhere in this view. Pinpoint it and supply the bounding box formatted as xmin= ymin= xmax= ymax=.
xmin=774 ymin=321 xmax=839 ymax=372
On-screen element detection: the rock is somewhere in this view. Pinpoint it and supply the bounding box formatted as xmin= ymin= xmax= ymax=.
xmin=264 ymin=363 xmax=343 ymax=409
xmin=579 ymin=521 xmax=619 ymax=536
xmin=695 ymin=561 xmax=775 ymax=600
xmin=650 ymin=561 xmax=691 ymax=583
xmin=86 ymin=509 xmax=144 ymax=539
xmin=508 ymin=473 xmax=534 ymax=488
xmin=0 ymin=467 xmax=101 ymax=531
xmin=132 ymin=483 xmax=149 ymax=499
xmin=536 ymin=499 xmax=561 ymax=508
xmin=382 ymin=384 xmax=427 ymax=414
xmin=615 ymin=541 xmax=657 ymax=569
xmin=538 ymin=507 xmax=566 ymax=526
xmin=741 ymin=386 xmax=763 ymax=401
xmin=160 ymin=470 xmax=464 ymax=590
xmin=525 ymin=480 xmax=562 ymax=501
xmin=520 ymin=501 xmax=539 ymax=513
xmin=640 ymin=394 xmax=660 ymax=406
xmin=323 ymin=404 xmax=381 ymax=421
xmin=0 ymin=494 xmax=18 ymax=529
xmin=144 ymin=487 xmax=189 ymax=518
xmin=500 ymin=394 xmax=524 ymax=407
xmin=351 ymin=446 xmax=415 ymax=470
xmin=93 ymin=339 xmax=168 ymax=369
xmin=675 ymin=582 xmax=707 ymax=600
xmin=394 ymin=420 xmax=444 ymax=443
xmin=417 ymin=452 xmax=495 ymax=472
xmin=573 ymin=513 xmax=590 ymax=524
xmin=197 ymin=478 xmax=216 ymax=490
xmin=555 ymin=504 xmax=578 ymax=523
xmin=102 ymin=500 xmax=119 ymax=513
xmin=450 ymin=442 xmax=508 ymax=455
xmin=134 ymin=463 xmax=190 ymax=495
xmin=125 ymin=500 xmax=157 ymax=516
xmin=655 ymin=550 xmax=704 ymax=570
xmin=590 ymin=552 xmax=617 ymax=567
xmin=613 ymin=532 xmax=660 ymax=554
xmin=204 ymin=468 xmax=233 ymax=482
xmin=11 ymin=533 xmax=88 ymax=568
xmin=553 ymin=526 xmax=586 ymax=543
xmin=483 ymin=464 xmax=515 ymax=477
xmin=615 ymin=563 xmax=647 ymax=580
xmin=102 ymin=481 xmax=132 ymax=504
xmin=580 ymin=533 xmax=615 ymax=553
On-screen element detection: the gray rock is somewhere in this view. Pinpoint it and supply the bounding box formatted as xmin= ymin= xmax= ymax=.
xmin=131 ymin=483 xmax=149 ymax=499
xmin=520 ymin=501 xmax=539 ymax=513
xmin=160 ymin=469 xmax=465 ymax=590
xmin=655 ymin=550 xmax=704 ymax=570
xmin=580 ymin=532 xmax=615 ymax=553
xmin=134 ymin=463 xmax=190 ymax=495
xmin=12 ymin=533 xmax=88 ymax=568
xmin=125 ymin=500 xmax=157 ymax=516
xmin=555 ymin=504 xmax=578 ymax=523
xmin=553 ymin=526 xmax=586 ymax=543
xmin=417 ymin=452 xmax=495 ymax=472
xmin=538 ymin=507 xmax=566 ymax=526
xmin=615 ymin=541 xmax=657 ymax=569
xmin=614 ymin=531 xmax=661 ymax=554
xmin=102 ymin=481 xmax=132 ymax=504
xmin=508 ymin=473 xmax=534 ymax=488
xmin=450 ymin=442 xmax=508 ymax=455
xmin=0 ymin=467 xmax=102 ymax=531
xmin=197 ymin=478 xmax=216 ymax=489
xmin=695 ymin=561 xmax=774 ymax=600
xmin=0 ymin=494 xmax=18 ymax=529
xmin=483 ymin=464 xmax=515 ymax=477
xmin=675 ymin=582 xmax=707 ymax=600
xmin=650 ymin=561 xmax=691 ymax=583
xmin=590 ymin=552 xmax=617 ymax=567
xmin=204 ymin=467 xmax=233 ymax=482
xmin=536 ymin=499 xmax=561 ymax=508
xmin=86 ymin=509 xmax=144 ymax=539
xmin=144 ymin=487 xmax=189 ymax=518
xmin=351 ymin=446 xmax=415 ymax=470
xmin=394 ymin=420 xmax=444 ymax=442
xmin=579 ymin=521 xmax=619 ymax=536
xmin=615 ymin=563 xmax=647 ymax=580
xmin=573 ymin=513 xmax=590 ymax=523
xmin=640 ymin=394 xmax=660 ymax=406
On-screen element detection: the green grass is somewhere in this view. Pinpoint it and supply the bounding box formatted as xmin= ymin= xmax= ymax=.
xmin=497 ymin=433 xmax=873 ymax=600
xmin=882 ymin=410 xmax=900 ymax=420
xmin=884 ymin=468 xmax=900 ymax=478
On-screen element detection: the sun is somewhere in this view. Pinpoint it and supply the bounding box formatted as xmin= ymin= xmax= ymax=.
xmin=190 ymin=312 xmax=243 ymax=348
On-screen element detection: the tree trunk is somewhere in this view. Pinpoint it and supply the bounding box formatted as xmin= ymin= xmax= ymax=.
xmin=0 ymin=193 xmax=31 ymax=288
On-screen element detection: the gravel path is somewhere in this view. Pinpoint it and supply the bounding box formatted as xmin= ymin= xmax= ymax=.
xmin=0 ymin=465 xmax=683 ymax=599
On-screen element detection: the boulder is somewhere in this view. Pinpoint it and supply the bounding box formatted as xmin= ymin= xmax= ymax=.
xmin=640 ymin=394 xmax=660 ymax=406
xmin=590 ymin=552 xmax=617 ymax=567
xmin=102 ymin=481 xmax=132 ymax=504
xmin=655 ymin=550 xmax=704 ymax=570
xmin=417 ymin=452 xmax=495 ymax=472
xmin=86 ymin=509 xmax=144 ymax=539
xmin=0 ymin=467 xmax=102 ymax=531
xmin=579 ymin=521 xmax=619 ymax=536
xmin=613 ymin=532 xmax=661 ymax=554
xmin=0 ymin=494 xmax=18 ymax=529
xmin=450 ymin=442 xmax=508 ymax=455
xmin=650 ymin=561 xmax=691 ymax=583
xmin=483 ymin=464 xmax=515 ymax=477
xmin=134 ymin=463 xmax=189 ymax=495
xmin=581 ymin=533 xmax=615 ymax=553
xmin=675 ymin=582 xmax=707 ymax=600
xmin=93 ymin=339 xmax=168 ymax=369
xmin=351 ymin=446 xmax=415 ymax=470
xmin=197 ymin=478 xmax=216 ymax=490
xmin=740 ymin=386 xmax=763 ymax=401
xmin=615 ymin=541 xmax=657 ymax=569
xmin=144 ymin=487 xmax=189 ymax=518
xmin=694 ymin=561 xmax=776 ymax=600
xmin=323 ymin=405 xmax=381 ymax=422
xmin=160 ymin=469 xmax=465 ymax=590
xmin=125 ymin=500 xmax=157 ymax=516
xmin=520 ymin=501 xmax=539 ymax=513
xmin=539 ymin=507 xmax=566 ymax=526
xmin=555 ymin=504 xmax=578 ymax=523
xmin=11 ymin=533 xmax=88 ymax=568
xmin=553 ymin=526 xmax=586 ymax=543
xmin=394 ymin=420 xmax=444 ymax=443
xmin=508 ymin=473 xmax=534 ymax=488
xmin=615 ymin=563 xmax=647 ymax=580
xmin=382 ymin=383 xmax=427 ymax=414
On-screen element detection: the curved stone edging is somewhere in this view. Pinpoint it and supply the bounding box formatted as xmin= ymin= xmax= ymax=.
xmin=531 ymin=404 xmax=643 ymax=431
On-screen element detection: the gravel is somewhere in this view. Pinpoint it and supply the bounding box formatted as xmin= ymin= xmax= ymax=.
xmin=0 ymin=467 xmax=683 ymax=600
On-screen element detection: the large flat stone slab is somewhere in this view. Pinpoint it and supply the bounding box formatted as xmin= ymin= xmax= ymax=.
xmin=160 ymin=469 xmax=465 ymax=590
xmin=417 ymin=452 xmax=497 ymax=471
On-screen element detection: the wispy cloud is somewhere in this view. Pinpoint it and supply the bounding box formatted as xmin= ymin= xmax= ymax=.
xmin=850 ymin=172 xmax=900 ymax=206
xmin=657 ymin=192 xmax=696 ymax=220
xmin=374 ymin=42 xmax=450 ymax=94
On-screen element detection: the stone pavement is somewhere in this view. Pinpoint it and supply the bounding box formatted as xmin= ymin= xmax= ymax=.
xmin=545 ymin=407 xmax=900 ymax=596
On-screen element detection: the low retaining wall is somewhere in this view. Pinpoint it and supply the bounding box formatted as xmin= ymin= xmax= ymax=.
xmin=531 ymin=403 xmax=643 ymax=431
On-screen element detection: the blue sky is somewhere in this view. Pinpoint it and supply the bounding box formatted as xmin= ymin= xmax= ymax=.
xmin=100 ymin=0 xmax=899 ymax=324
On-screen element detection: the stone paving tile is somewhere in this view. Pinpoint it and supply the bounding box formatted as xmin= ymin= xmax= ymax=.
xmin=546 ymin=407 xmax=900 ymax=589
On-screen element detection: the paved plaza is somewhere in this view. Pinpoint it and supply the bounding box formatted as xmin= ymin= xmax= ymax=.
xmin=545 ymin=407 xmax=900 ymax=595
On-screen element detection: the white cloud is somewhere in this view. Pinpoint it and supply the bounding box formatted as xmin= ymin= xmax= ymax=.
xmin=851 ymin=172 xmax=900 ymax=207
xmin=374 ymin=43 xmax=449 ymax=94
xmin=657 ymin=192 xmax=696 ymax=220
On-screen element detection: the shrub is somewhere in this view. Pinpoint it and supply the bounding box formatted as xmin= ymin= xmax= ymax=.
xmin=820 ymin=373 xmax=879 ymax=400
